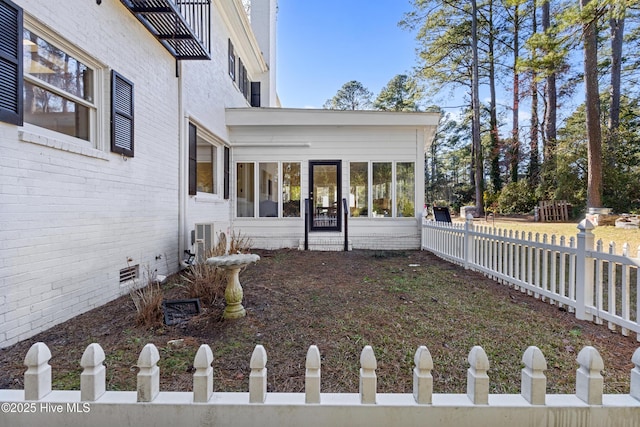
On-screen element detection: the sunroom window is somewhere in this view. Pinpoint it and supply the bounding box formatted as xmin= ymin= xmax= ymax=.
xmin=23 ymin=28 xmax=96 ymax=143
xmin=372 ymin=162 xmax=392 ymax=217
xmin=349 ymin=162 xmax=368 ymax=217
xmin=350 ymin=161 xmax=415 ymax=218
xmin=259 ymin=163 xmax=278 ymax=217
xmin=396 ymin=162 xmax=415 ymax=217
xmin=236 ymin=162 xmax=254 ymax=217
xmin=236 ymin=162 xmax=301 ymax=218
xmin=282 ymin=162 xmax=301 ymax=217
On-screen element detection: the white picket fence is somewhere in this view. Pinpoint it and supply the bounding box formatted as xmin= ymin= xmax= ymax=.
xmin=422 ymin=217 xmax=640 ymax=340
xmin=1 ymin=341 xmax=640 ymax=427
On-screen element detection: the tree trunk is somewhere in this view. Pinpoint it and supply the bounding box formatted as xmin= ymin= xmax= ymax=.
xmin=511 ymin=2 xmax=520 ymax=184
xmin=471 ymin=0 xmax=484 ymax=216
xmin=528 ymin=0 xmax=540 ymax=186
xmin=608 ymin=4 xmax=625 ymax=153
xmin=488 ymin=2 xmax=501 ymax=192
xmin=542 ymin=0 xmax=557 ymax=187
xmin=581 ymin=0 xmax=603 ymax=209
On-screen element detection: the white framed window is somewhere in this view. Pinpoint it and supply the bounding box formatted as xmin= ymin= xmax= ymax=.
xmin=236 ymin=161 xmax=301 ymax=218
xmin=349 ymin=161 xmax=415 ymax=218
xmin=349 ymin=162 xmax=368 ymax=217
xmin=372 ymin=162 xmax=392 ymax=217
xmin=396 ymin=162 xmax=415 ymax=217
xmin=197 ymin=140 xmax=218 ymax=194
xmin=258 ymin=162 xmax=278 ymax=217
xmin=22 ymin=17 xmax=105 ymax=150
xmin=189 ymin=122 xmax=223 ymax=198
xmin=236 ymin=162 xmax=255 ymax=217
xmin=282 ymin=162 xmax=301 ymax=217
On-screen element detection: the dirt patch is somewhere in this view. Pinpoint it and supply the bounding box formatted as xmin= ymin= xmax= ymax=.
xmin=0 ymin=249 xmax=637 ymax=395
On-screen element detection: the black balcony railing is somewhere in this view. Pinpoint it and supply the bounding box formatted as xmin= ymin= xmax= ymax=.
xmin=120 ymin=0 xmax=211 ymax=60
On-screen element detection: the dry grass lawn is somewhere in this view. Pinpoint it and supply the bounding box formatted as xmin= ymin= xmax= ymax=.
xmin=0 ymin=249 xmax=637 ymax=396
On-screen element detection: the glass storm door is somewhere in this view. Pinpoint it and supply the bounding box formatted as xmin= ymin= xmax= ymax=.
xmin=309 ymin=160 xmax=342 ymax=231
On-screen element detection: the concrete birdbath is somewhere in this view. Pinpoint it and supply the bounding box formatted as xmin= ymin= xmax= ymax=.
xmin=206 ymin=253 xmax=260 ymax=319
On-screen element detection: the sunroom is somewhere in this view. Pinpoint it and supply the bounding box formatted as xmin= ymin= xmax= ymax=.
xmin=225 ymin=108 xmax=440 ymax=250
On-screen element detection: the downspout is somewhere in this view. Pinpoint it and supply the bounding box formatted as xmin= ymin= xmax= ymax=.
xmin=177 ymin=60 xmax=189 ymax=268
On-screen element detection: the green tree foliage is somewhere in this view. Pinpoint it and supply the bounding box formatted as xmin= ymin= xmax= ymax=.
xmin=425 ymin=110 xmax=475 ymax=209
xmin=323 ymin=80 xmax=373 ymax=110
xmin=402 ymin=0 xmax=488 ymax=215
xmin=374 ymin=74 xmax=424 ymax=111
xmin=400 ymin=2 xmax=474 ymax=95
xmin=555 ymin=94 xmax=640 ymax=214
xmin=497 ymin=180 xmax=537 ymax=214
xmin=404 ymin=0 xmax=640 ymax=214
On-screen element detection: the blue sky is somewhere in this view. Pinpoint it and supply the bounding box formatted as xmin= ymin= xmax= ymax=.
xmin=276 ymin=0 xmax=419 ymax=109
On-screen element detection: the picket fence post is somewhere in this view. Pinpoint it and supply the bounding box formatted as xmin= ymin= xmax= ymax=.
xmin=467 ymin=346 xmax=490 ymax=405
xmin=24 ymin=342 xmax=52 ymax=401
xmin=305 ymin=345 xmax=321 ymax=404
xmin=521 ymin=346 xmax=547 ymax=405
xmin=137 ymin=343 xmax=160 ymax=402
xmin=359 ymin=345 xmax=377 ymax=404
xmin=464 ymin=214 xmax=474 ymax=269
xmin=631 ymin=348 xmax=640 ymax=401
xmin=575 ymin=219 xmax=595 ymax=321
xmin=413 ymin=346 xmax=433 ymax=404
xmin=576 ymin=346 xmax=604 ymax=405
xmin=249 ymin=345 xmax=268 ymax=403
xmin=80 ymin=343 xmax=106 ymax=402
xmin=193 ymin=344 xmax=214 ymax=403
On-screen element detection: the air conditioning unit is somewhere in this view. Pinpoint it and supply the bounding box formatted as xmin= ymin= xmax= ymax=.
xmin=193 ymin=223 xmax=215 ymax=263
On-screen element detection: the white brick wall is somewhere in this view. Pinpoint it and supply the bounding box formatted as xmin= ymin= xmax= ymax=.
xmin=1 ymin=0 xmax=250 ymax=347
xmin=179 ymin=3 xmax=270 ymax=250
xmin=1 ymin=0 xmax=277 ymax=347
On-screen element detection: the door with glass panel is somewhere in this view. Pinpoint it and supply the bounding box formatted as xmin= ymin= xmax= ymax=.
xmin=309 ymin=161 xmax=341 ymax=231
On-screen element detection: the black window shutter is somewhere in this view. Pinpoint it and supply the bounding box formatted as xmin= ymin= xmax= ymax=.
xmin=228 ymin=39 xmax=235 ymax=81
xmin=223 ymin=146 xmax=230 ymax=199
xmin=243 ymin=67 xmax=249 ymax=100
xmin=238 ymin=58 xmax=244 ymax=93
xmin=0 ymin=0 xmax=23 ymax=126
xmin=188 ymin=123 xmax=197 ymax=196
xmin=250 ymin=82 xmax=261 ymax=108
xmin=111 ymin=70 xmax=134 ymax=157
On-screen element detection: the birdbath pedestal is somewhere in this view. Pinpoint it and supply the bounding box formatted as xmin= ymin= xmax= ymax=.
xmin=206 ymin=253 xmax=260 ymax=319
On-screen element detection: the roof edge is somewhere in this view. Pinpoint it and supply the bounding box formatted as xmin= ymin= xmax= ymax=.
xmin=225 ymin=107 xmax=441 ymax=127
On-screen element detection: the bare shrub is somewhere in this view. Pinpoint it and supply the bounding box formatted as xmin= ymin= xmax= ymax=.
xmin=130 ymin=268 xmax=164 ymax=327
xmin=228 ymin=230 xmax=253 ymax=254
xmin=182 ymin=231 xmax=253 ymax=305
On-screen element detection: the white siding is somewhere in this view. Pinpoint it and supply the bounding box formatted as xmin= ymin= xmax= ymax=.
xmin=228 ymin=122 xmax=428 ymax=250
